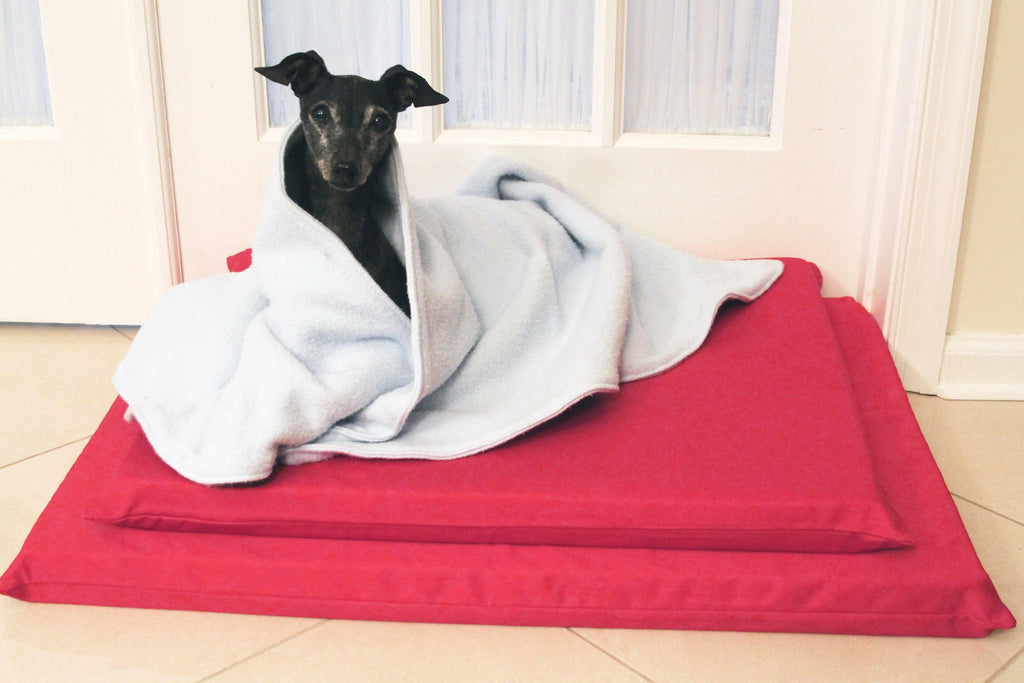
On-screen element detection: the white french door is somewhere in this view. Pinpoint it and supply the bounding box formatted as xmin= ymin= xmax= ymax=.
xmin=0 ymin=1 xmax=989 ymax=393
xmin=0 ymin=0 xmax=172 ymax=324
xmin=157 ymin=1 xmax=948 ymax=300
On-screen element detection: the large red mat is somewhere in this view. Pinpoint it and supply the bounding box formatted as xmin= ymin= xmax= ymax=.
xmin=0 ymin=296 xmax=1014 ymax=637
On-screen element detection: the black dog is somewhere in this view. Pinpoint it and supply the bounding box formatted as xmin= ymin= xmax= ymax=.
xmin=256 ymin=51 xmax=448 ymax=316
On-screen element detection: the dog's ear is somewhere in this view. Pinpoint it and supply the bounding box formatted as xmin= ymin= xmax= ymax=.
xmin=255 ymin=51 xmax=328 ymax=96
xmin=380 ymin=65 xmax=448 ymax=111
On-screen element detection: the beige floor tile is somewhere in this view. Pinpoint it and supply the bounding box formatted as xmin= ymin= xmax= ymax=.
xmin=574 ymin=499 xmax=1023 ymax=683
xmin=956 ymin=498 xmax=1024 ymax=661
xmin=204 ymin=620 xmax=649 ymax=683
xmin=991 ymin=649 xmax=1024 ymax=682
xmin=909 ymin=394 xmax=1024 ymax=524
xmin=113 ymin=326 xmax=140 ymax=341
xmin=0 ymin=324 xmax=129 ymax=466
xmin=0 ymin=601 xmax=323 ymax=683
xmin=0 ymin=439 xmax=83 ymax=568
xmin=574 ymin=629 xmax=966 ymax=683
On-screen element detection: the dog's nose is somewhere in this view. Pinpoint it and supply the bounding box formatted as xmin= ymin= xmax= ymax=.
xmin=331 ymin=162 xmax=358 ymax=185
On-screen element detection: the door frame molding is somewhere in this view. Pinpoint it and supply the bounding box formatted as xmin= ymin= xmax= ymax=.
xmin=140 ymin=0 xmax=183 ymax=287
xmin=885 ymin=0 xmax=992 ymax=394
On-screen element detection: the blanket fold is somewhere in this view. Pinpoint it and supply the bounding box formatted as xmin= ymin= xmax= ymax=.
xmin=114 ymin=122 xmax=782 ymax=484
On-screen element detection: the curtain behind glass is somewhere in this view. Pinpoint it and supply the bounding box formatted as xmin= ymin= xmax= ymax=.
xmin=442 ymin=0 xmax=593 ymax=131
xmin=625 ymin=0 xmax=779 ymax=135
xmin=258 ymin=0 xmax=779 ymax=136
xmin=261 ymin=0 xmax=410 ymax=127
xmin=0 ymin=0 xmax=52 ymax=126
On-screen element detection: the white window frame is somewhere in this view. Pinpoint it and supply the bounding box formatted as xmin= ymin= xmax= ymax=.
xmin=251 ymin=0 xmax=792 ymax=151
xmin=427 ymin=0 xmax=791 ymax=149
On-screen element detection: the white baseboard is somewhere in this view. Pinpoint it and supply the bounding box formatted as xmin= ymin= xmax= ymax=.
xmin=938 ymin=334 xmax=1024 ymax=400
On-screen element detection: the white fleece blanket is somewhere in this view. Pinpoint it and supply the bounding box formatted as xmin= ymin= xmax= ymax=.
xmin=114 ymin=123 xmax=782 ymax=485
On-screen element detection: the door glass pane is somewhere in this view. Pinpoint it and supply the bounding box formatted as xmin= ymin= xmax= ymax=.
xmin=0 ymin=0 xmax=52 ymax=126
xmin=443 ymin=0 xmax=594 ymax=131
xmin=624 ymin=0 xmax=779 ymax=136
xmin=261 ymin=0 xmax=410 ymax=127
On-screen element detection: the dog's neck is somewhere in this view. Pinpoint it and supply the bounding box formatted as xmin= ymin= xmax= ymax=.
xmin=304 ymin=150 xmax=377 ymax=257
xmin=283 ymin=137 xmax=410 ymax=316
xmin=304 ymin=146 xmax=410 ymax=310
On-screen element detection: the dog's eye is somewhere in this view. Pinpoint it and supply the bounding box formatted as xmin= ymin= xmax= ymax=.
xmin=370 ymin=112 xmax=392 ymax=132
xmin=310 ymin=105 xmax=330 ymax=122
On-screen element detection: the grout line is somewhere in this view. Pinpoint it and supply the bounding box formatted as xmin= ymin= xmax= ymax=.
xmin=985 ymin=644 xmax=1024 ymax=683
xmin=194 ymin=619 xmax=330 ymax=682
xmin=0 ymin=436 xmax=91 ymax=471
xmin=110 ymin=325 xmax=137 ymax=342
xmin=951 ymin=493 xmax=1024 ymax=529
xmin=566 ymin=628 xmax=657 ymax=682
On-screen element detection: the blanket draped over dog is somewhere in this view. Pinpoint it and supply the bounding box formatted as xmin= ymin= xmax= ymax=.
xmin=114 ymin=123 xmax=782 ymax=485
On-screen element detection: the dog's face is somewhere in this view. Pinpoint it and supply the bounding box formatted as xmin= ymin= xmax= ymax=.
xmin=297 ymin=76 xmax=400 ymax=191
xmin=256 ymin=52 xmax=447 ymax=192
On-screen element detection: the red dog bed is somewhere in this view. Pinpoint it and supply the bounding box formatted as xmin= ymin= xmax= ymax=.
xmin=87 ymin=259 xmax=908 ymax=554
xmin=1 ymin=263 xmax=1014 ymax=637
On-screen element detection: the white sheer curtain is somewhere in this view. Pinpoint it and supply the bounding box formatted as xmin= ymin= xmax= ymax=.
xmin=624 ymin=0 xmax=779 ymax=135
xmin=258 ymin=0 xmax=779 ymax=137
xmin=0 ymin=0 xmax=52 ymax=125
xmin=442 ymin=0 xmax=593 ymax=131
xmin=261 ymin=0 xmax=409 ymax=127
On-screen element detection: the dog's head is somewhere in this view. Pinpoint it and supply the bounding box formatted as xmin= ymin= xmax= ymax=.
xmin=256 ymin=51 xmax=447 ymax=191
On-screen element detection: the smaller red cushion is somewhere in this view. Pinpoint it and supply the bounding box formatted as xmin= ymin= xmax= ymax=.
xmin=91 ymin=258 xmax=911 ymax=554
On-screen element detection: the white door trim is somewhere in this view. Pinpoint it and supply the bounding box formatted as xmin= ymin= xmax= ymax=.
xmin=939 ymin=334 xmax=1024 ymax=400
xmin=885 ymin=0 xmax=992 ymax=394
xmin=139 ymin=0 xmax=183 ymax=287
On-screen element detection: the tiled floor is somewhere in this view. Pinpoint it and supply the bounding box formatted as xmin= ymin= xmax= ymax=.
xmin=1 ymin=323 xmax=1022 ymax=683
